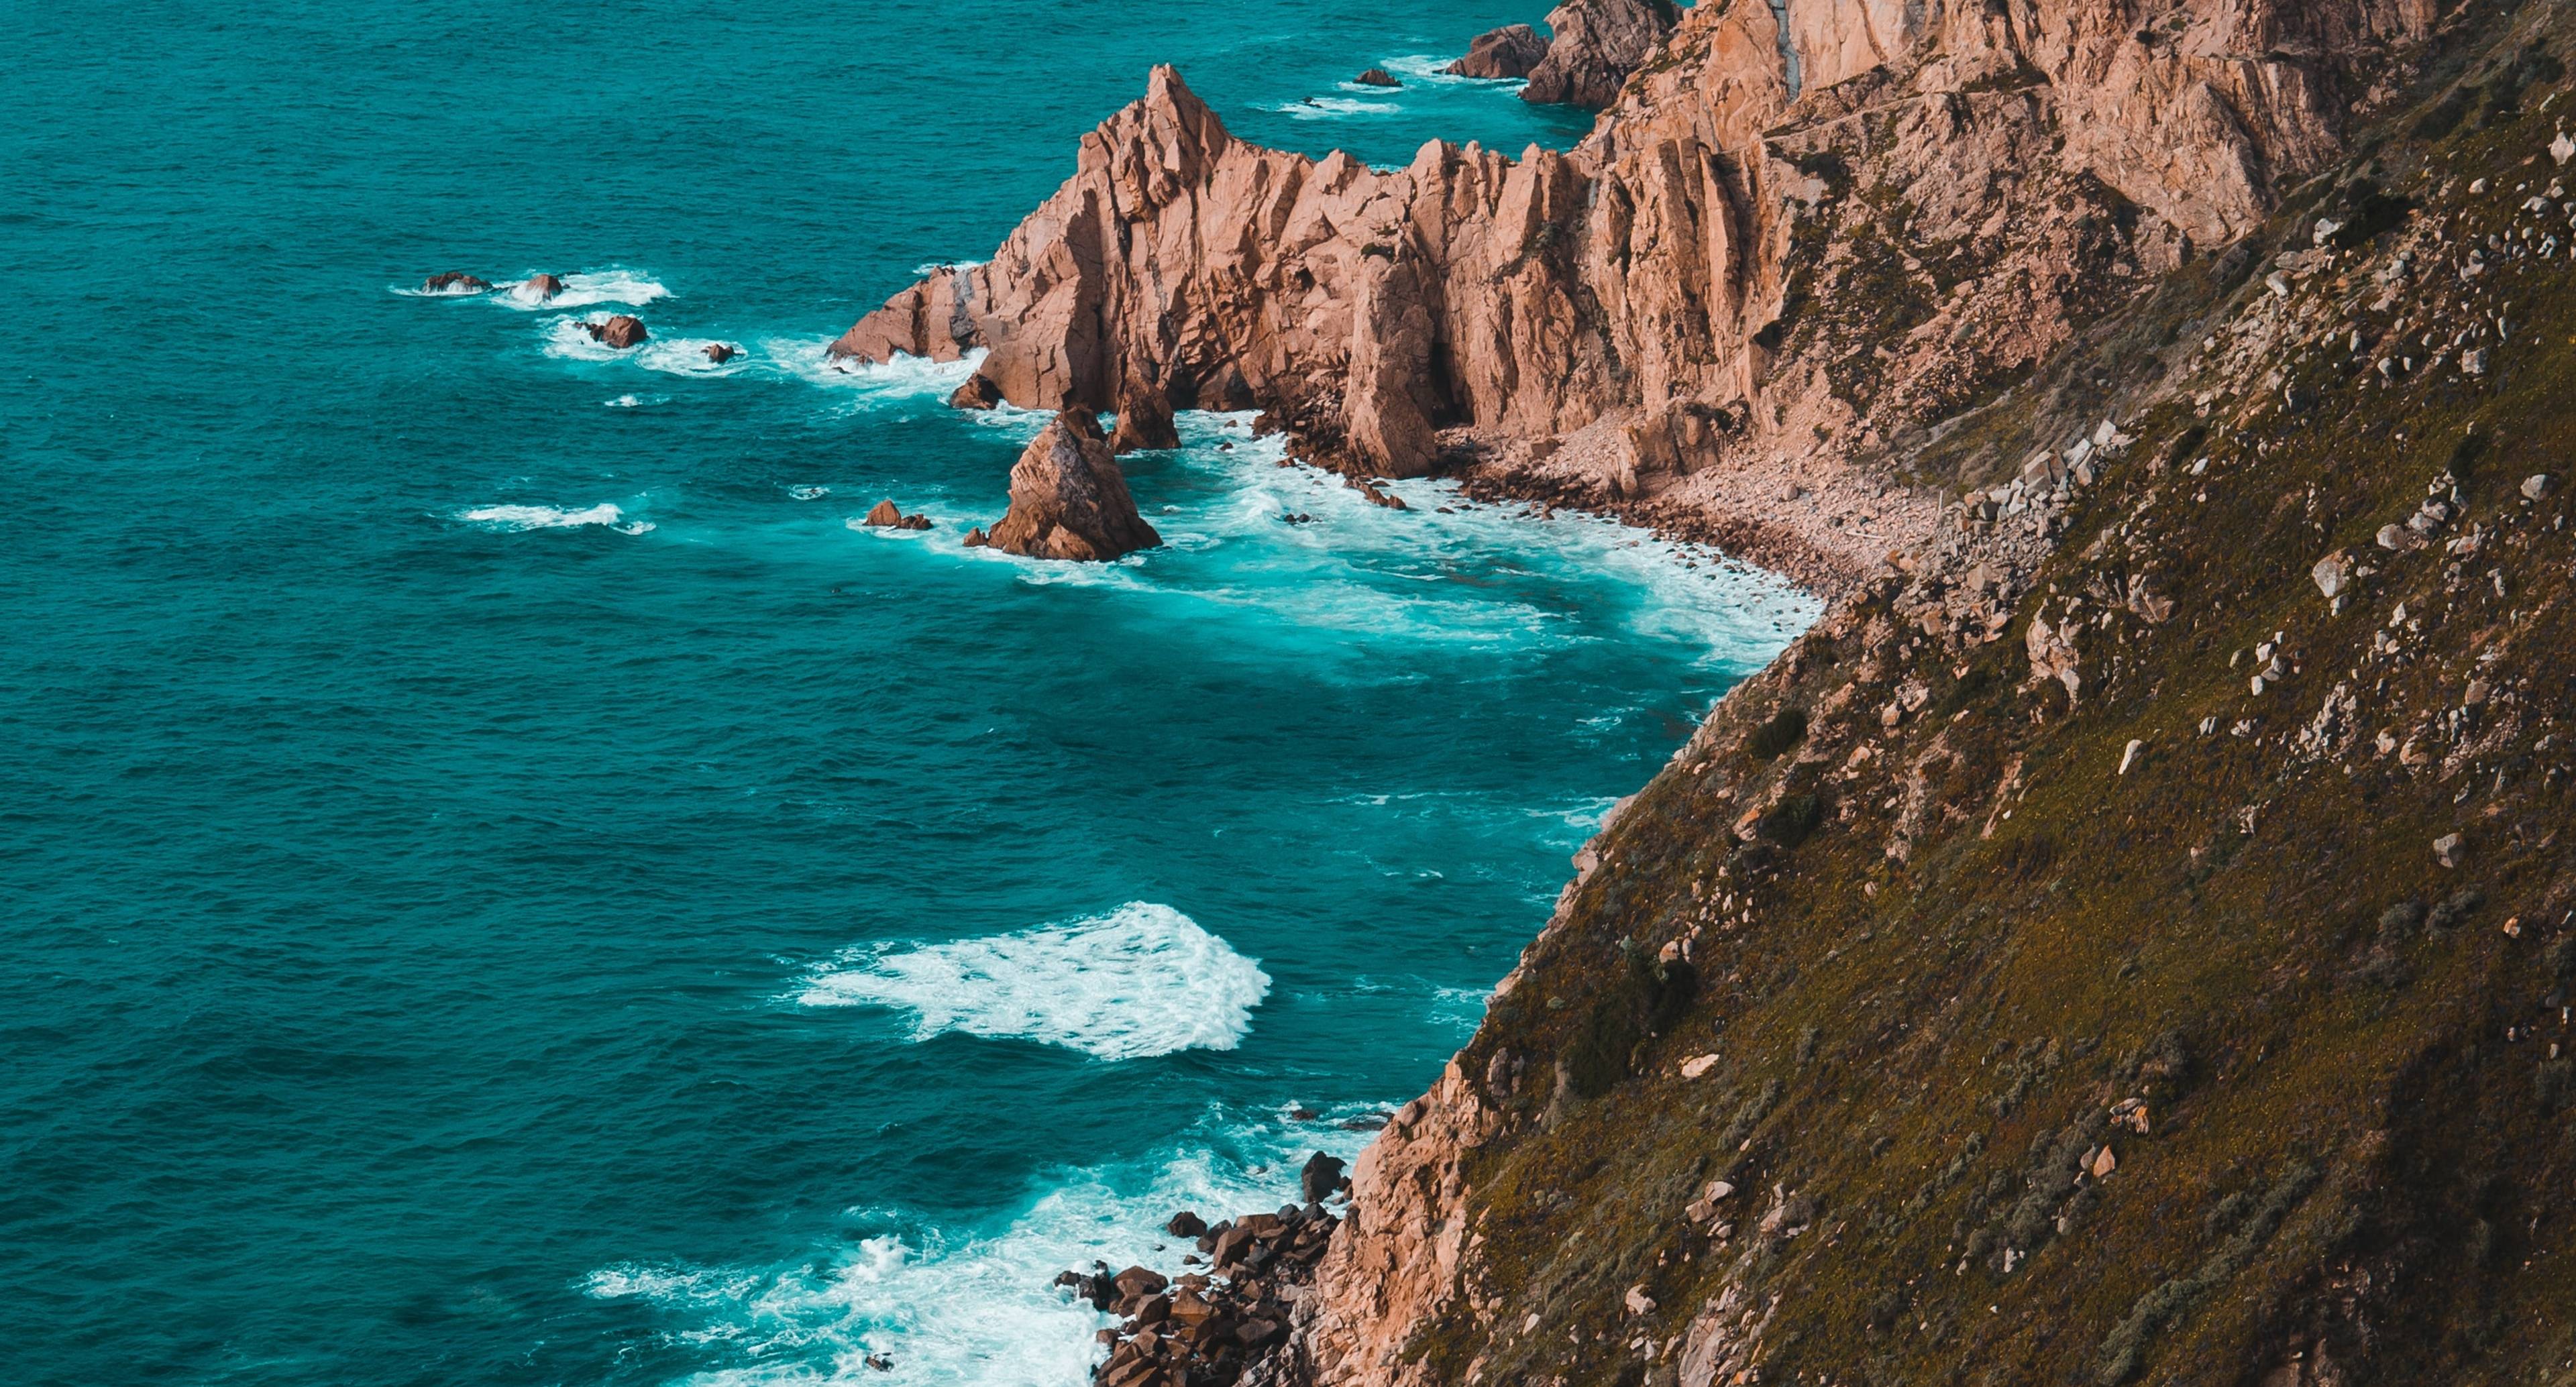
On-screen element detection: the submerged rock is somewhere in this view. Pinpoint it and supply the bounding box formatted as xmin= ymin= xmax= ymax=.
xmin=1448 ymin=24 xmax=1548 ymax=78
xmin=523 ymin=272 xmax=567 ymax=300
xmin=421 ymin=272 xmax=491 ymax=294
xmin=586 ymin=315 xmax=647 ymax=349
xmin=988 ymin=410 xmax=1163 ymax=561
xmin=704 ymin=343 xmax=740 ymax=364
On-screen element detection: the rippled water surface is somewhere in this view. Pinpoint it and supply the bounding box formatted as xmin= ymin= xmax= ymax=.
xmin=1 ymin=3 xmax=1813 ymax=1383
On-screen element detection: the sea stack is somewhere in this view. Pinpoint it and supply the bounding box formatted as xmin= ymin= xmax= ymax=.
xmin=987 ymin=411 xmax=1161 ymax=561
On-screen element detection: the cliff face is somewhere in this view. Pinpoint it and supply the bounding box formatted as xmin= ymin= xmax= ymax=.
xmin=834 ymin=2 xmax=2576 ymax=1384
xmin=1286 ymin=5 xmax=2576 ymax=1384
xmin=834 ymin=0 xmax=2430 ymax=586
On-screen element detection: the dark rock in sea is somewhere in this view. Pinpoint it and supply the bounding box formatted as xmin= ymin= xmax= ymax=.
xmin=1167 ymin=1210 xmax=1208 ymax=1238
xmin=961 ymin=526 xmax=989 ymax=548
xmin=988 ymin=410 xmax=1163 ymax=561
xmin=704 ymin=342 xmax=740 ymax=364
xmin=586 ymin=315 xmax=648 ymax=349
xmin=523 ymin=272 xmax=567 ymax=300
xmin=422 ymin=272 xmax=491 ymax=294
xmin=863 ymin=1354 xmax=894 ymax=1372
xmin=897 ymin=513 xmax=932 ymax=531
xmin=1354 ymin=67 xmax=1401 ymax=87
xmin=950 ymin=372 xmax=1005 ymax=410
xmin=863 ymin=499 xmax=904 ymax=527
xmin=1110 ymin=378 xmax=1179 ymax=453
xmin=1299 ymin=1152 xmax=1346 ymax=1204
xmin=1448 ymin=23 xmax=1548 ymax=78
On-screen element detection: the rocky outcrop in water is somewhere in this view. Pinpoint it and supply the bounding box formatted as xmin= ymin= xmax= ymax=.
xmin=421 ymin=272 xmax=490 ymax=294
xmin=1448 ymin=24 xmax=1549 ymax=79
xmin=522 ymin=273 xmax=566 ymax=300
xmin=988 ymin=410 xmax=1162 ymax=561
xmin=1519 ymin=0 xmax=1674 ymax=108
xmin=586 ymin=315 xmax=647 ymax=349
xmin=833 ymin=0 xmax=2425 ymax=587
xmin=1353 ymin=68 xmax=1399 ymax=89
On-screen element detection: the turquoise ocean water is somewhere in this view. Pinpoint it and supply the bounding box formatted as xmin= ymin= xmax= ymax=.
xmin=1 ymin=3 xmax=1812 ymax=1383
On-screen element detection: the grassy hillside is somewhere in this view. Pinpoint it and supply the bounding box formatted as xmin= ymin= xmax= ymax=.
xmin=1401 ymin=6 xmax=2576 ymax=1384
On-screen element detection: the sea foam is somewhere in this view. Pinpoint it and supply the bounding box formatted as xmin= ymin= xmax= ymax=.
xmin=796 ymin=902 xmax=1270 ymax=1060
xmin=502 ymin=269 xmax=670 ymax=310
xmin=457 ymin=502 xmax=653 ymax=534
xmin=585 ymin=1120 xmax=1367 ymax=1387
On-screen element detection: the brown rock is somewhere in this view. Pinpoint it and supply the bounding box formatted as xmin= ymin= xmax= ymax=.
xmin=961 ymin=526 xmax=989 ymax=547
xmin=988 ymin=411 xmax=1163 ymax=561
xmin=950 ymin=373 xmax=1005 ymax=410
xmin=586 ymin=315 xmax=647 ymax=349
xmin=1353 ymin=68 xmax=1401 ymax=88
xmin=421 ymin=272 xmax=490 ymax=294
xmin=1110 ymin=378 xmax=1181 ymax=453
xmin=1448 ymin=24 xmax=1549 ymax=79
xmin=1521 ymin=0 xmax=1673 ymax=108
xmin=523 ymin=273 xmax=566 ymax=300
xmin=704 ymin=343 xmax=740 ymax=364
xmin=863 ymin=499 xmax=904 ymax=527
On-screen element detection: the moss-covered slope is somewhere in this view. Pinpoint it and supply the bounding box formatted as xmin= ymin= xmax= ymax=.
xmin=1340 ymin=7 xmax=2576 ymax=1386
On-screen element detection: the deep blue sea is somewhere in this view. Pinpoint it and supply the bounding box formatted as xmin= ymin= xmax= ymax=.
xmin=0 ymin=4 xmax=1811 ymax=1383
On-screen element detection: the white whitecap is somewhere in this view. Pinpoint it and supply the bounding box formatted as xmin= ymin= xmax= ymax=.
xmin=604 ymin=392 xmax=667 ymax=408
xmin=788 ymin=485 xmax=831 ymax=500
xmin=585 ymin=1121 xmax=1365 ymax=1387
xmin=782 ymin=341 xmax=989 ymax=404
xmin=914 ymin=258 xmax=987 ymax=276
xmin=457 ymin=502 xmax=651 ymax=533
xmin=1278 ymin=96 xmax=1399 ymax=119
xmin=797 ymin=902 xmax=1271 ymax=1060
xmin=501 ymin=269 xmax=670 ymax=310
xmin=541 ymin=315 xmax=649 ymax=362
xmin=634 ymin=337 xmax=751 ymax=376
xmin=1380 ymin=53 xmax=1522 ymax=87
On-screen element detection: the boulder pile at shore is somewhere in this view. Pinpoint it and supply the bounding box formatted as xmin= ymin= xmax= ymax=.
xmin=1059 ymin=1153 xmax=1350 ymax=1387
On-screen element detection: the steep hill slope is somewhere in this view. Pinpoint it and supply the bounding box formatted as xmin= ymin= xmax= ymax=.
xmin=1291 ymin=5 xmax=2576 ymax=1385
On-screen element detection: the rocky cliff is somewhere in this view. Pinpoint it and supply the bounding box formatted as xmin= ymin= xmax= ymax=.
xmin=837 ymin=1 xmax=2576 ymax=1382
xmin=833 ymin=0 xmax=2432 ymax=587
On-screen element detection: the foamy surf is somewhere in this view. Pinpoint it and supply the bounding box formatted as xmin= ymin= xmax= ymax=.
xmin=457 ymin=502 xmax=653 ymax=534
xmin=1278 ymin=96 xmax=1399 ymax=119
xmin=502 ymin=269 xmax=669 ymax=310
xmin=585 ymin=1119 xmax=1368 ymax=1387
xmin=797 ymin=902 xmax=1270 ymax=1060
xmin=784 ymin=341 xmax=989 ymax=408
xmin=1381 ymin=53 xmax=1519 ymax=86
xmin=635 ymin=337 xmax=751 ymax=376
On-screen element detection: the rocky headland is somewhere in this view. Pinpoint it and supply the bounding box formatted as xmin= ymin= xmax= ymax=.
xmin=849 ymin=0 xmax=2576 ymax=1380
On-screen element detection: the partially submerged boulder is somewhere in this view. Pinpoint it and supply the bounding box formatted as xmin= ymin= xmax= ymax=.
xmin=1448 ymin=24 xmax=1548 ymax=78
xmin=522 ymin=273 xmax=567 ymax=300
xmin=1353 ymin=68 xmax=1401 ymax=88
xmin=704 ymin=343 xmax=740 ymax=364
xmin=586 ymin=315 xmax=648 ymax=349
xmin=950 ymin=372 xmax=1005 ymax=411
xmin=421 ymin=272 xmax=491 ymax=294
xmin=988 ymin=411 xmax=1162 ymax=561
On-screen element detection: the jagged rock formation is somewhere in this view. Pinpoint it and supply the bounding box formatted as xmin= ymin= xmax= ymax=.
xmin=988 ymin=410 xmax=1163 ymax=561
xmin=833 ymin=0 xmax=2429 ymax=583
xmin=1448 ymin=25 xmax=1550 ymax=80
xmin=1520 ymin=0 xmax=1675 ymax=108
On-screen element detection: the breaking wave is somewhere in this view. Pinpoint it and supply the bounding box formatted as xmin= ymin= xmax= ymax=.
xmin=456 ymin=502 xmax=653 ymax=534
xmin=796 ymin=902 xmax=1271 ymax=1061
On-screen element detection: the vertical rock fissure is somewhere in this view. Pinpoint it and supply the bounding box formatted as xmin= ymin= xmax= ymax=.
xmin=1768 ymin=0 xmax=1802 ymax=99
